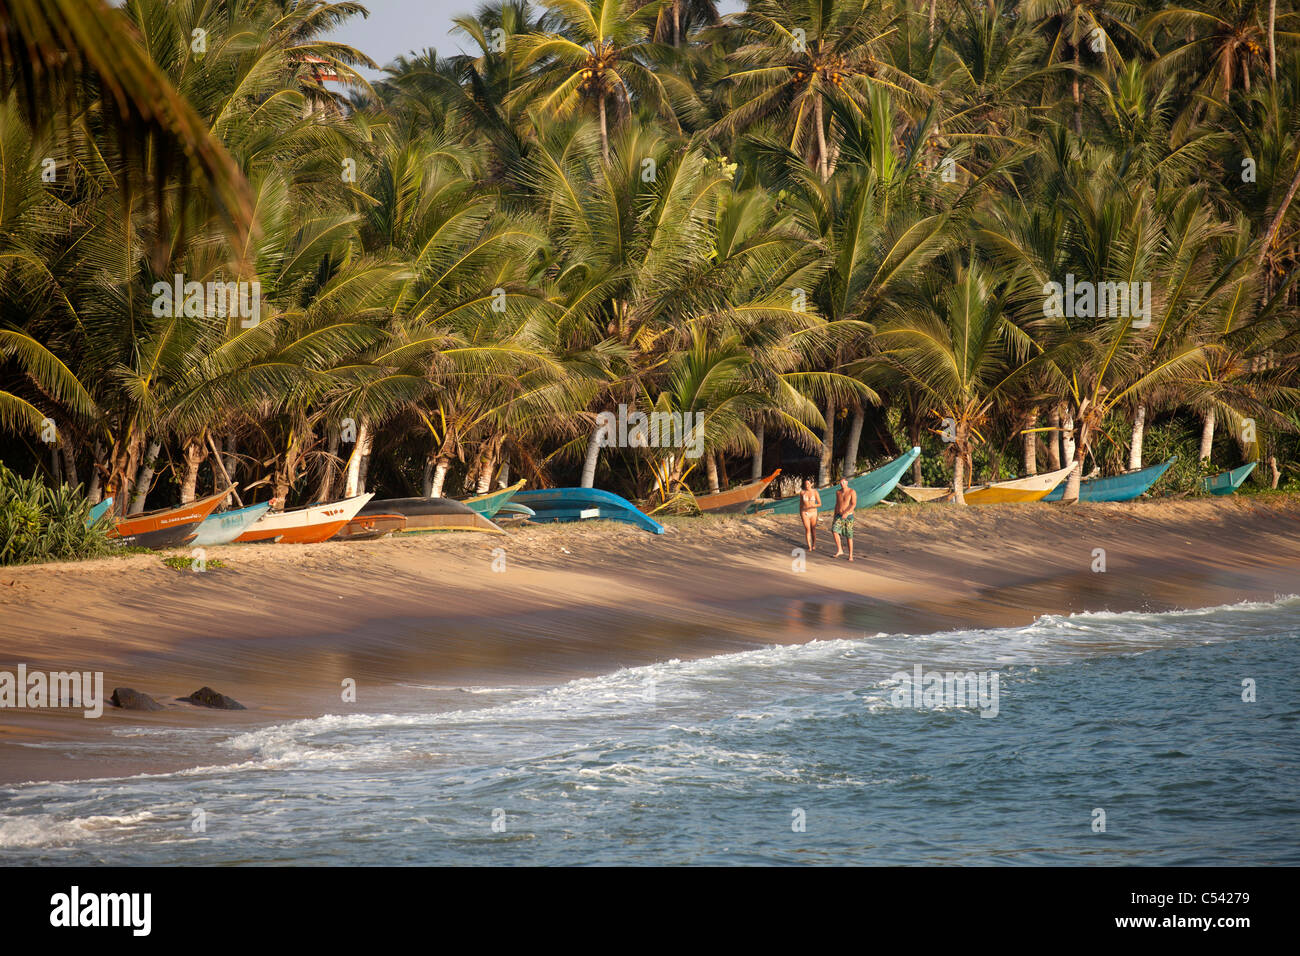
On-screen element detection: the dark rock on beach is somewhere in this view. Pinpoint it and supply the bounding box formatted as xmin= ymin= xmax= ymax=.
xmin=179 ymin=686 xmax=246 ymax=710
xmin=110 ymin=688 xmax=165 ymax=711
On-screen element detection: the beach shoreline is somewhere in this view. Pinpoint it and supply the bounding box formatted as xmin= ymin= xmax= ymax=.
xmin=2 ymin=495 xmax=1299 ymax=786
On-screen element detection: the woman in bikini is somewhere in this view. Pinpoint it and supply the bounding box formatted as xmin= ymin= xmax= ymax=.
xmin=798 ymin=478 xmax=821 ymax=552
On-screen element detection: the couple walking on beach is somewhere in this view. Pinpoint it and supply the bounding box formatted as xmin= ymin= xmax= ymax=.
xmin=798 ymin=477 xmax=856 ymax=560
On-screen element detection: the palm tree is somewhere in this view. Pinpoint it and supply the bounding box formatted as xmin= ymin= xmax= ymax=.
xmin=508 ymin=0 xmax=682 ymax=162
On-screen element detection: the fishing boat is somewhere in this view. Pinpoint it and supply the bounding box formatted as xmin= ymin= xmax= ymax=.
xmin=695 ymin=470 xmax=781 ymax=514
xmin=357 ymin=496 xmax=505 ymax=534
xmin=899 ymin=484 xmax=952 ymax=503
xmin=512 ymin=487 xmax=666 ymax=534
xmin=86 ymin=497 xmax=114 ymax=527
xmin=901 ymin=464 xmax=1075 ymax=504
xmin=110 ymin=488 xmax=230 ymax=549
xmin=192 ymin=501 xmax=272 ymax=546
xmin=492 ymin=502 xmax=536 ymax=525
xmin=1201 ymin=461 xmax=1257 ymax=496
xmin=459 ymin=479 xmax=526 ymax=519
xmin=334 ymin=513 xmax=407 ymax=541
xmin=1042 ymin=457 xmax=1177 ymax=502
xmin=235 ymin=493 xmax=374 ymax=544
xmin=752 ymin=448 xmax=921 ymax=515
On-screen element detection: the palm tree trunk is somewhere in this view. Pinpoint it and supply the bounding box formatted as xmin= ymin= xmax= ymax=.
xmin=179 ymin=439 xmax=203 ymax=504
xmin=430 ymin=457 xmax=451 ymax=497
xmin=815 ymin=96 xmax=830 ymax=182
xmin=1257 ymin=160 xmax=1300 ymax=269
xmin=220 ymin=433 xmax=239 ymax=505
xmin=476 ymin=454 xmax=496 ymax=494
xmin=909 ymin=414 xmax=923 ymax=483
xmin=599 ymin=94 xmax=610 ymax=165
xmin=1063 ymin=437 xmax=1087 ymax=501
xmin=1072 ymin=45 xmax=1082 ymax=135
xmin=1199 ymin=408 xmax=1216 ymax=462
xmin=1269 ymin=455 xmax=1281 ymax=489
xmin=818 ymin=397 xmax=835 ymax=486
xmin=317 ymin=432 xmax=340 ymax=502
xmin=672 ymin=0 xmax=681 ymax=46
xmin=50 ymin=443 xmax=62 ymax=485
xmin=1269 ymin=0 xmax=1278 ymax=81
xmin=842 ymin=404 xmax=864 ymax=477
xmin=928 ymin=0 xmax=937 ymax=40
xmin=706 ymin=452 xmax=720 ymax=493
xmin=751 ymin=423 xmax=765 ymax=480
xmin=1047 ymin=406 xmax=1062 ymax=470
xmin=88 ymin=443 xmax=104 ymax=503
xmin=1128 ymin=403 xmax=1146 ymax=471
xmin=580 ymin=426 xmax=602 ymax=488
xmin=952 ymin=447 xmax=967 ymax=505
xmin=128 ymin=439 xmax=162 ymax=514
xmin=344 ymin=418 xmax=370 ymax=498
xmin=1021 ymin=408 xmax=1038 ymax=476
xmin=1061 ymin=405 xmax=1076 ymax=469
xmin=60 ymin=440 xmax=78 ymax=489
xmin=206 ymin=433 xmax=242 ymax=507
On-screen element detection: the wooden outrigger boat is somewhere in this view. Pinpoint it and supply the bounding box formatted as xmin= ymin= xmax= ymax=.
xmin=1201 ymin=461 xmax=1257 ymax=496
xmin=694 ymin=470 xmax=780 ymax=514
xmin=752 ymin=448 xmax=920 ymax=515
xmin=459 ymin=479 xmax=526 ymax=519
xmin=512 ymin=487 xmax=666 ymax=534
xmin=1042 ymin=457 xmax=1176 ymax=502
xmin=358 ymin=496 xmax=505 ymax=534
xmin=235 ymin=493 xmax=374 ymax=544
xmin=110 ymin=488 xmax=230 ymax=549
xmin=901 ymin=464 xmax=1074 ymax=504
xmin=192 ymin=501 xmax=273 ymax=546
xmin=334 ymin=513 xmax=407 ymax=541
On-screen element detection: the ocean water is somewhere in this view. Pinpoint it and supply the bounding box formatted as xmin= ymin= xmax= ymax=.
xmin=2 ymin=597 xmax=1297 ymax=865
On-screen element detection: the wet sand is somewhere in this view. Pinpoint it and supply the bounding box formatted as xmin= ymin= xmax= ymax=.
xmin=2 ymin=495 xmax=1298 ymax=784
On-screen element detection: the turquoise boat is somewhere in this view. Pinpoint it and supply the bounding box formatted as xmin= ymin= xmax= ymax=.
xmin=459 ymin=479 xmax=525 ymax=519
xmin=192 ymin=501 xmax=273 ymax=546
xmin=512 ymin=487 xmax=665 ymax=534
xmin=493 ymin=502 xmax=536 ymax=523
xmin=752 ymin=447 xmax=921 ymax=516
xmin=1042 ymin=457 xmax=1176 ymax=502
xmin=86 ymin=497 xmax=114 ymax=527
xmin=1201 ymin=461 xmax=1257 ymax=496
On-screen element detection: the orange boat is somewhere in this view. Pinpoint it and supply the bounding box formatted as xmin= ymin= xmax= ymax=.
xmin=695 ymin=470 xmax=781 ymax=514
xmin=110 ymin=488 xmax=230 ymax=549
xmin=235 ymin=493 xmax=373 ymax=544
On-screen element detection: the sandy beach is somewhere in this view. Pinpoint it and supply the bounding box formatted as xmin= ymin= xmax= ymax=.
xmin=2 ymin=495 xmax=1299 ymax=785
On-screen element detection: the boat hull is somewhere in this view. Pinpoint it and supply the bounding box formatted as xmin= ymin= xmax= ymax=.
xmin=753 ymin=448 xmax=920 ymax=515
xmin=359 ymin=497 xmax=505 ymax=534
xmin=695 ymin=470 xmax=781 ymax=513
xmin=236 ymin=493 xmax=374 ymax=544
xmin=1201 ymin=461 xmax=1257 ymax=496
xmin=334 ymin=514 xmax=407 ymax=540
xmin=192 ymin=502 xmax=273 ymax=546
xmin=459 ymin=480 xmax=526 ymax=519
xmin=512 ymin=488 xmax=666 ymax=534
xmin=899 ymin=485 xmax=950 ymax=503
xmin=1042 ymin=457 xmax=1176 ymax=502
xmin=86 ymin=498 xmax=114 ymax=527
xmin=963 ymin=464 xmax=1075 ymax=504
xmin=110 ymin=490 xmax=228 ymax=549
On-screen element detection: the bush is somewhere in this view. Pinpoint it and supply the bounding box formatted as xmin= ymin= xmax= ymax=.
xmin=0 ymin=462 xmax=116 ymax=565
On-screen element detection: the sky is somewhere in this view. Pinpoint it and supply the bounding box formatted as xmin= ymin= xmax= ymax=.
xmin=330 ymin=0 xmax=747 ymax=75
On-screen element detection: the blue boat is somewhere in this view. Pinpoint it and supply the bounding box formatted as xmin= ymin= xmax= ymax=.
xmin=192 ymin=501 xmax=273 ymax=546
xmin=751 ymin=447 xmax=921 ymax=515
xmin=86 ymin=497 xmax=114 ymax=527
xmin=512 ymin=487 xmax=666 ymax=534
xmin=1042 ymin=457 xmax=1176 ymax=502
xmin=1201 ymin=461 xmax=1257 ymax=496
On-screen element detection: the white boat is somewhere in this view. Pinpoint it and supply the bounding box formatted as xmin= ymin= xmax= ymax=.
xmin=234 ymin=493 xmax=374 ymax=544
